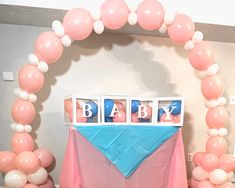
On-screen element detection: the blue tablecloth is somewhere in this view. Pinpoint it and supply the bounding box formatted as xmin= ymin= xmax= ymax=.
xmin=75 ymin=125 xmax=179 ymax=177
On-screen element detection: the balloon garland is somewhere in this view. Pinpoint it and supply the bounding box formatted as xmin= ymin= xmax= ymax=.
xmin=0 ymin=0 xmax=234 ymax=187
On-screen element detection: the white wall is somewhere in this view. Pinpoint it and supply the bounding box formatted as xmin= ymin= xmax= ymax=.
xmin=1 ymin=0 xmax=235 ymax=26
xmin=0 ymin=23 xmax=235 ymax=185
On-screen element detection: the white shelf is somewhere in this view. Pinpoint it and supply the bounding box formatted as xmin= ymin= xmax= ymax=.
xmin=0 ymin=4 xmax=235 ymax=43
xmin=1 ymin=0 xmax=235 ymax=27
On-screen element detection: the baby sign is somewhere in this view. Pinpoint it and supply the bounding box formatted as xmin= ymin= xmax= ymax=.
xmin=64 ymin=95 xmax=184 ymax=126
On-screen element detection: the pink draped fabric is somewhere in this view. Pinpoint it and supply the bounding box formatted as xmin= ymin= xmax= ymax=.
xmin=167 ymin=130 xmax=188 ymax=188
xmin=60 ymin=127 xmax=188 ymax=188
xmin=60 ymin=128 xmax=82 ymax=188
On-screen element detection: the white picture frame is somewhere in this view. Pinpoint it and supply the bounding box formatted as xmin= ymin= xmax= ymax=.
xmin=64 ymin=95 xmax=101 ymax=126
xmin=153 ymin=97 xmax=185 ymax=126
xmin=101 ymin=95 xmax=129 ymax=125
xmin=129 ymin=97 xmax=154 ymax=126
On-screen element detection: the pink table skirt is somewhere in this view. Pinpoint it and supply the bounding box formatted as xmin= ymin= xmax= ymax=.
xmin=59 ymin=128 xmax=188 ymax=188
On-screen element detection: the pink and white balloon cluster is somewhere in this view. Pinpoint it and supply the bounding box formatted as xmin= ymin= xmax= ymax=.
xmin=0 ymin=0 xmax=234 ymax=187
xmin=0 ymin=149 xmax=54 ymax=188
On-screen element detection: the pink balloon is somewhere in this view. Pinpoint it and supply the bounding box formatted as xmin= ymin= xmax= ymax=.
xmin=115 ymin=101 xmax=126 ymax=112
xmin=131 ymin=113 xmax=139 ymax=123
xmin=64 ymin=100 xmax=80 ymax=114
xmin=189 ymin=42 xmax=215 ymax=71
xmin=0 ymin=151 xmax=16 ymax=173
xmin=206 ymin=106 xmax=228 ymax=129
xmin=64 ymin=100 xmax=73 ymax=114
xmin=69 ymin=109 xmax=87 ymax=123
xmin=24 ymin=184 xmax=39 ymax=188
xmin=174 ymin=115 xmax=181 ymax=123
xmin=63 ymin=8 xmax=93 ymax=40
xmin=15 ymin=151 xmax=40 ymax=173
xmin=101 ymin=0 xmax=129 ymax=30
xmin=206 ymin=136 xmax=227 ymax=157
xmin=200 ymin=153 xmax=219 ymax=171
xmin=219 ymin=155 xmax=235 ymax=172
xmin=12 ymin=133 xmax=34 ymax=154
xmin=34 ymin=149 xmax=53 ymax=168
xmin=196 ymin=180 xmax=215 ymax=188
xmin=193 ymin=152 xmax=206 ymax=166
xmin=168 ymin=14 xmax=195 ymax=44
xmin=19 ymin=64 xmax=45 ymax=93
xmin=35 ymin=32 xmax=63 ymax=64
xmin=201 ymin=75 xmax=224 ymax=100
xmin=215 ymin=182 xmax=234 ymax=188
xmin=137 ymin=0 xmax=164 ymax=30
xmin=76 ymin=109 xmax=88 ymax=123
xmin=190 ymin=177 xmax=200 ymax=188
xmin=39 ymin=179 xmax=54 ymax=188
xmin=160 ymin=113 xmax=174 ymax=123
xmin=113 ymin=110 xmax=126 ymax=122
xmin=11 ymin=99 xmax=36 ymax=125
xmin=68 ymin=111 xmax=73 ymax=122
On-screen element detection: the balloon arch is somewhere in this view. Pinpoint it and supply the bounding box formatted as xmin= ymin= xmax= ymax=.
xmin=0 ymin=0 xmax=235 ymax=187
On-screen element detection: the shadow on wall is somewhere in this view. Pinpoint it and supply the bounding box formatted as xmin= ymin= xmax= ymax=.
xmin=35 ymin=32 xmax=188 ymax=109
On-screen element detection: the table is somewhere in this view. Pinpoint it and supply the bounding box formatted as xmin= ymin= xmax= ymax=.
xmin=59 ymin=126 xmax=188 ymax=188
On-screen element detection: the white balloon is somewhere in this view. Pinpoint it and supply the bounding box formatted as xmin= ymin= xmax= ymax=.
xmin=94 ymin=21 xmax=104 ymax=34
xmin=5 ymin=170 xmax=27 ymax=188
xmin=164 ymin=11 xmax=176 ymax=25
xmin=207 ymin=129 xmax=218 ymax=136
xmin=205 ymin=96 xmax=226 ymax=109
xmin=227 ymin=171 xmax=234 ymax=181
xmin=28 ymin=53 xmax=39 ymax=65
xmin=128 ymin=12 xmax=138 ymax=25
xmin=192 ymin=31 xmax=204 ymax=43
xmin=37 ymin=61 xmax=49 ymax=73
xmin=61 ymin=35 xmax=72 ymax=47
xmin=54 ymin=27 xmax=65 ymax=38
xmin=184 ymin=40 xmax=194 ymax=51
xmin=218 ymin=97 xmax=227 ymax=106
xmin=209 ymin=169 xmax=228 ymax=185
xmin=16 ymin=124 xmax=24 ymax=132
xmin=52 ymin=20 xmax=62 ymax=29
xmin=24 ymin=124 xmax=33 ymax=133
xmin=28 ymin=167 xmax=48 ymax=185
xmin=91 ymin=9 xmax=101 ymax=21
xmin=52 ymin=20 xmax=65 ymax=37
xmin=205 ymin=99 xmax=218 ymax=108
xmin=14 ymin=88 xmax=21 ymax=97
xmin=19 ymin=90 xmax=29 ymax=100
xmin=218 ymin=128 xmax=228 ymax=136
xmin=192 ymin=166 xmax=209 ymax=181
xmin=158 ymin=23 xmax=168 ymax=34
xmin=206 ymin=64 xmax=220 ymax=75
xmin=10 ymin=123 xmax=17 ymax=131
xmin=28 ymin=94 xmax=37 ymax=103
